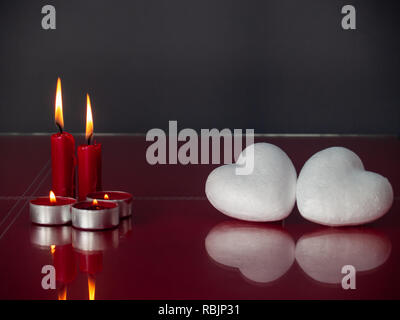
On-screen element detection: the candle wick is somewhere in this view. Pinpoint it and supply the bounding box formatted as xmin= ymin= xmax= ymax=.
xmin=56 ymin=123 xmax=63 ymax=134
xmin=87 ymin=134 xmax=92 ymax=145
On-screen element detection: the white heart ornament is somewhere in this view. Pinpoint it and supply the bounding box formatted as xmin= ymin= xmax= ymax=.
xmin=296 ymin=147 xmax=393 ymax=226
xmin=205 ymin=143 xmax=297 ymax=222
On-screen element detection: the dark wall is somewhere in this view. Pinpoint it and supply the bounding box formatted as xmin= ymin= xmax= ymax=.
xmin=0 ymin=0 xmax=399 ymax=134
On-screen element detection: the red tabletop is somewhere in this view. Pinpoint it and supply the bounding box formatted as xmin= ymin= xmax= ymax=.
xmin=0 ymin=135 xmax=399 ymax=299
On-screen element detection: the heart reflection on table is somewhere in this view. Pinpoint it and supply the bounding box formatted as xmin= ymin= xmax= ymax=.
xmin=295 ymin=228 xmax=391 ymax=285
xmin=205 ymin=221 xmax=295 ymax=284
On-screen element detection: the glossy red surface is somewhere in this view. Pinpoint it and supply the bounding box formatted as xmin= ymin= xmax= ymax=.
xmin=0 ymin=135 xmax=399 ymax=299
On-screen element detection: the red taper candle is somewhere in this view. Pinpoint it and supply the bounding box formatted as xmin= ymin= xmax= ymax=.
xmin=78 ymin=94 xmax=102 ymax=200
xmin=51 ymin=78 xmax=76 ymax=197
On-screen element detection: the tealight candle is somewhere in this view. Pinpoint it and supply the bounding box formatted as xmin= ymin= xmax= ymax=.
xmin=71 ymin=199 xmax=119 ymax=230
xmin=86 ymin=191 xmax=133 ymax=218
xmin=30 ymin=191 xmax=76 ymax=225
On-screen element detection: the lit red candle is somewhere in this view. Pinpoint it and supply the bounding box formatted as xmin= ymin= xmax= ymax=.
xmin=51 ymin=78 xmax=76 ymax=197
xmin=77 ymin=94 xmax=102 ymax=200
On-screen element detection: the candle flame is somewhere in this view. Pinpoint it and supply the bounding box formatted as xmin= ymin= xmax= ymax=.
xmin=104 ymin=194 xmax=109 ymax=200
xmin=49 ymin=191 xmax=57 ymax=204
xmin=50 ymin=245 xmax=56 ymax=254
xmin=85 ymin=94 xmax=94 ymax=142
xmin=88 ymin=275 xmax=95 ymax=300
xmin=55 ymin=78 xmax=64 ymax=130
xmin=93 ymin=199 xmax=98 ymax=206
xmin=58 ymin=286 xmax=67 ymax=300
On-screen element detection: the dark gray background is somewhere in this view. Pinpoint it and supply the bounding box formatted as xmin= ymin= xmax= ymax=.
xmin=0 ymin=0 xmax=399 ymax=134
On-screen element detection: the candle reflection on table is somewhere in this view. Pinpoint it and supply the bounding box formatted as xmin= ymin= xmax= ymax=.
xmin=30 ymin=225 xmax=76 ymax=300
xmin=53 ymin=243 xmax=77 ymax=300
xmin=30 ymin=225 xmax=71 ymax=250
xmin=30 ymin=222 xmax=133 ymax=300
xmin=72 ymin=228 xmax=119 ymax=252
xmin=88 ymin=274 xmax=96 ymax=300
xmin=73 ymin=228 xmax=119 ymax=300
xmin=205 ymin=221 xmax=295 ymax=284
xmin=119 ymin=217 xmax=133 ymax=240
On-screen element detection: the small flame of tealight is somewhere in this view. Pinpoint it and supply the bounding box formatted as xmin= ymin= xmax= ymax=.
xmin=49 ymin=191 xmax=57 ymax=204
xmin=104 ymin=194 xmax=109 ymax=200
xmin=93 ymin=199 xmax=98 ymax=206
xmin=50 ymin=245 xmax=56 ymax=254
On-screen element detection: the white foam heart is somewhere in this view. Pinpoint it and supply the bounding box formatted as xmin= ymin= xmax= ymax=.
xmin=205 ymin=143 xmax=297 ymax=222
xmin=205 ymin=222 xmax=295 ymax=283
xmin=296 ymin=147 xmax=393 ymax=226
xmin=295 ymin=228 xmax=391 ymax=284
